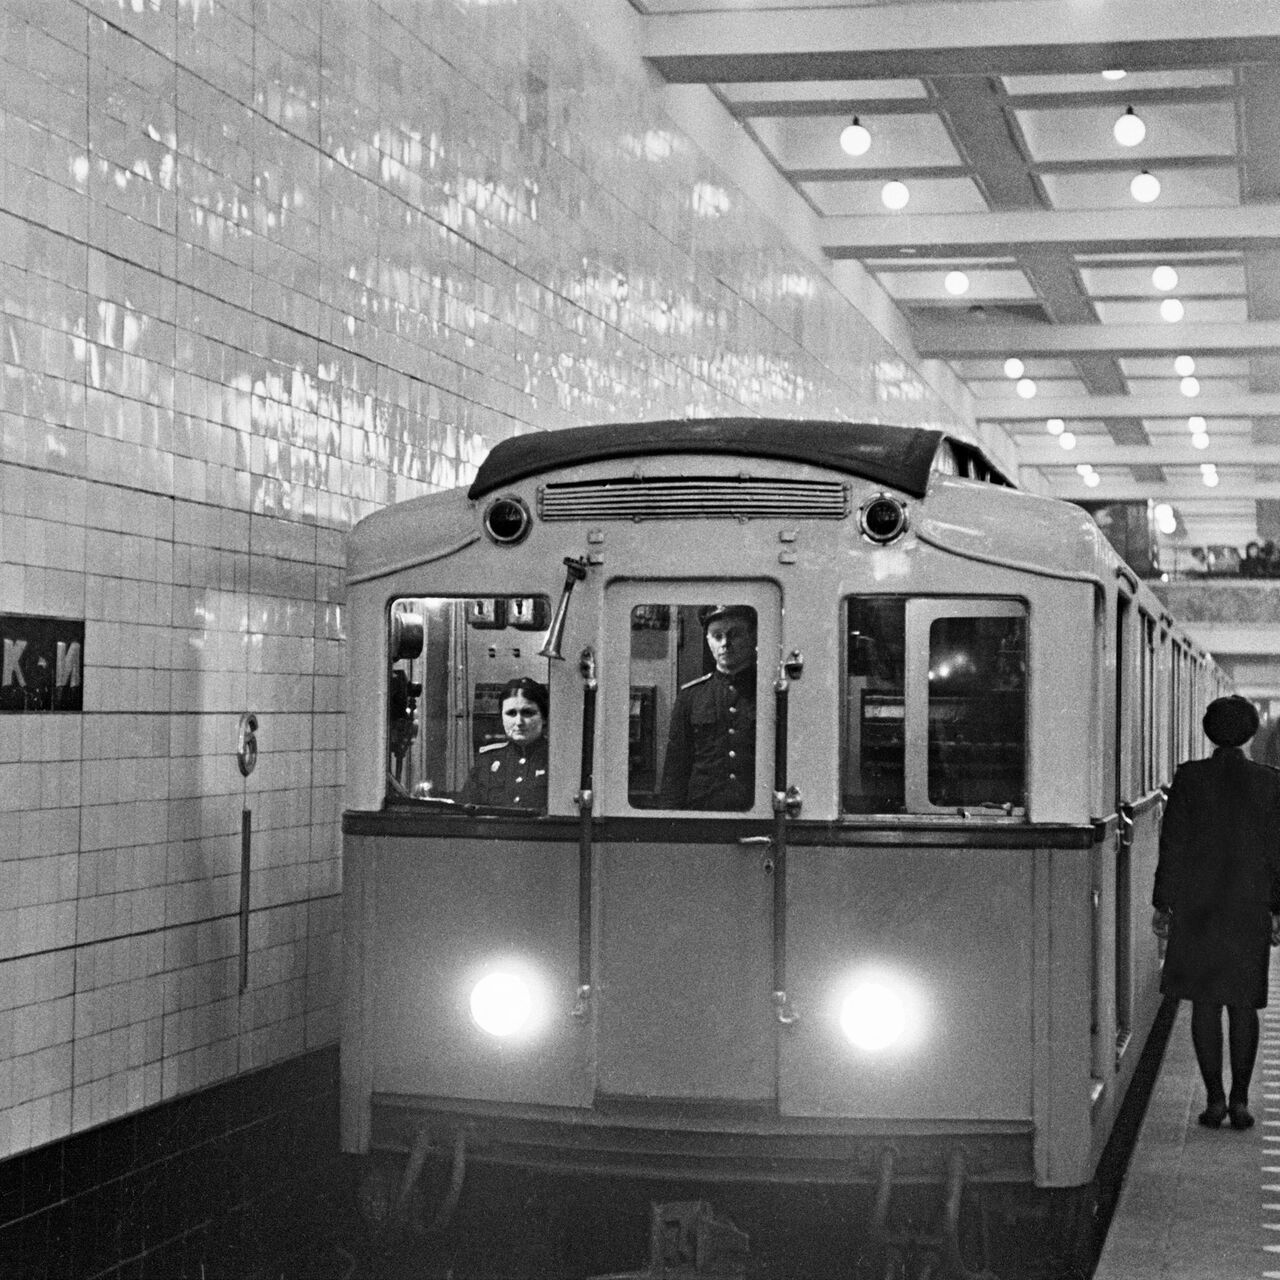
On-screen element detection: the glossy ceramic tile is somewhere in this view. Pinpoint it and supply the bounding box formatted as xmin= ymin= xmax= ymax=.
xmin=0 ymin=0 xmax=967 ymax=1162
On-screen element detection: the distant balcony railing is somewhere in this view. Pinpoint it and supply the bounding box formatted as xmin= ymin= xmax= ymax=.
xmin=1151 ymin=545 xmax=1280 ymax=582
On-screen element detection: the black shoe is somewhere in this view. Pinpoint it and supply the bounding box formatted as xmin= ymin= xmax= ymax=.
xmin=1229 ymin=1102 xmax=1255 ymax=1130
xmin=1199 ymin=1101 xmax=1228 ymax=1128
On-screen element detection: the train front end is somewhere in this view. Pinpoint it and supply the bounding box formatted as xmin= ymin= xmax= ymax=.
xmin=341 ymin=419 xmax=1164 ymax=1243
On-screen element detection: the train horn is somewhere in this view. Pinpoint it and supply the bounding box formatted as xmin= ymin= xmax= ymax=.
xmin=539 ymin=556 xmax=589 ymax=660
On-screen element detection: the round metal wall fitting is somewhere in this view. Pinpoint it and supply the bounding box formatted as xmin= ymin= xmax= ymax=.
xmin=858 ymin=494 xmax=909 ymax=544
xmin=483 ymin=494 xmax=533 ymax=545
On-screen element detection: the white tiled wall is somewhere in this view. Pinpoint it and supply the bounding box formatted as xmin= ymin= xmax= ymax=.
xmin=0 ymin=0 xmax=971 ymax=1161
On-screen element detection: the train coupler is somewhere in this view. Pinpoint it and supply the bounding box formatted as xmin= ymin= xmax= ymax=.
xmin=860 ymin=1146 xmax=998 ymax=1280
xmin=590 ymin=1200 xmax=751 ymax=1279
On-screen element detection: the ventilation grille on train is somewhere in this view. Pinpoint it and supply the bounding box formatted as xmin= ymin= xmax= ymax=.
xmin=538 ymin=477 xmax=850 ymax=521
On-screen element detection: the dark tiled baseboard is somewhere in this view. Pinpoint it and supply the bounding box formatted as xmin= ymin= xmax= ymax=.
xmin=0 ymin=1046 xmax=349 ymax=1279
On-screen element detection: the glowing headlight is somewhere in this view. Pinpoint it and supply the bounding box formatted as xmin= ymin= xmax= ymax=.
xmin=470 ymin=971 xmax=535 ymax=1038
xmin=838 ymin=971 xmax=922 ymax=1053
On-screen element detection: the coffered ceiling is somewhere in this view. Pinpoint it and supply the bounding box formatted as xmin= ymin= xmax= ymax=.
xmin=629 ymin=0 xmax=1280 ymax=551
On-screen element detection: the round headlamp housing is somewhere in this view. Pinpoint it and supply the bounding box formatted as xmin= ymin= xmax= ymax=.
xmin=858 ymin=493 xmax=909 ymax=545
xmin=483 ymin=494 xmax=532 ymax=545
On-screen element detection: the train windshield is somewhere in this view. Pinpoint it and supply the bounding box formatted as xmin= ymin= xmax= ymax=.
xmin=845 ymin=597 xmax=1027 ymax=816
xmin=386 ymin=595 xmax=552 ymax=810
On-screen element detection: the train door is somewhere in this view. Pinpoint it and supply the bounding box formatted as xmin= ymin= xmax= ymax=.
xmin=594 ymin=580 xmax=781 ymax=1102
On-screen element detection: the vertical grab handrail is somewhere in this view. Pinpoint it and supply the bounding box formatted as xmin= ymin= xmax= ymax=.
xmin=772 ymin=659 xmax=799 ymax=1025
xmin=573 ymin=646 xmax=598 ymax=1018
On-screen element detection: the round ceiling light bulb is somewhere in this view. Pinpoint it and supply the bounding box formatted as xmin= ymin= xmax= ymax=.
xmin=1202 ymin=468 xmax=1219 ymax=487
xmin=1131 ymin=170 xmax=1161 ymax=202
xmin=881 ymin=180 xmax=910 ymax=210
xmin=1192 ymin=431 xmax=1210 ymax=449
xmin=1076 ymin=463 xmax=1094 ymax=476
xmin=1174 ymin=354 xmax=1195 ymax=376
xmin=1016 ymin=377 xmax=1037 ymax=399
xmin=1160 ymin=297 xmax=1185 ymax=323
xmin=944 ymin=270 xmax=969 ymax=295
xmin=1003 ymin=357 xmax=1025 ymax=379
xmin=1180 ymin=375 xmax=1200 ymax=397
xmin=1154 ymin=503 xmax=1177 ymax=534
xmin=1083 ymin=470 xmax=1101 ymax=487
xmin=1187 ymin=415 xmax=1206 ymax=432
xmin=1113 ymin=107 xmax=1146 ymax=147
xmin=1152 ymin=265 xmax=1179 ymax=291
xmin=1059 ymin=431 xmax=1077 ymax=450
xmin=1046 ymin=417 xmax=1065 ymax=435
xmin=840 ymin=117 xmax=872 ymax=157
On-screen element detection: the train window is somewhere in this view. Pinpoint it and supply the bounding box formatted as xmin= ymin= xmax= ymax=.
xmin=843 ymin=598 xmax=1027 ymax=815
xmin=926 ymin=615 xmax=1026 ymax=810
xmin=844 ymin=598 xmax=907 ymax=813
xmin=385 ymin=595 xmax=552 ymax=811
xmin=629 ymin=603 xmax=759 ymax=811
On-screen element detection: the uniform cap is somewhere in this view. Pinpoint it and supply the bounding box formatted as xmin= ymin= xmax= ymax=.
xmin=699 ymin=604 xmax=755 ymax=629
xmin=1203 ymin=694 xmax=1259 ymax=747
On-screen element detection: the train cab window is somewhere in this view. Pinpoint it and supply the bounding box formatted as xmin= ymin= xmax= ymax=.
xmin=628 ymin=603 xmax=759 ymax=811
xmin=843 ymin=598 xmax=1027 ymax=816
xmin=385 ymin=595 xmax=551 ymax=811
xmin=927 ymin=614 xmax=1026 ymax=810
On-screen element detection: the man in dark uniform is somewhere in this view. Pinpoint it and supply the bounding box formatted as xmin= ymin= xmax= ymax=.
xmin=1152 ymin=694 xmax=1280 ymax=1129
xmin=659 ymin=605 xmax=757 ymax=810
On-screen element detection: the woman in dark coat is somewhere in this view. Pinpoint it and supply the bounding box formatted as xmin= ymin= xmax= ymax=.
xmin=1152 ymin=695 xmax=1280 ymax=1129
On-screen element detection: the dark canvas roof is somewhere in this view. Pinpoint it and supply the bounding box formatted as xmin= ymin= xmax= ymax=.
xmin=467 ymin=418 xmax=1006 ymax=501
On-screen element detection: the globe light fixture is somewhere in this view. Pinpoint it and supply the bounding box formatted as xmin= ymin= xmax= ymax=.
xmin=840 ymin=117 xmax=872 ymax=157
xmin=1083 ymin=470 xmax=1100 ymax=488
xmin=1003 ymin=357 xmax=1025 ymax=379
xmin=1016 ymin=377 xmax=1037 ymax=399
xmin=1154 ymin=503 xmax=1178 ymax=535
xmin=1152 ymin=265 xmax=1179 ymax=291
xmin=1192 ymin=431 xmax=1210 ymax=449
xmin=1130 ymin=170 xmax=1161 ymax=203
xmin=1160 ymin=298 xmax=1185 ymax=323
xmin=944 ymin=270 xmax=970 ymax=296
xmin=1113 ymin=107 xmax=1146 ymax=147
xmin=1174 ymin=355 xmax=1195 ymax=377
xmin=881 ymin=180 xmax=910 ymax=210
xmin=1059 ymin=431 xmax=1077 ymax=450
xmin=1046 ymin=417 xmax=1065 ymax=436
xmin=1201 ymin=464 xmax=1219 ymax=487
xmin=1187 ymin=415 xmax=1207 ymax=432
xmin=1180 ymin=376 xmax=1200 ymax=397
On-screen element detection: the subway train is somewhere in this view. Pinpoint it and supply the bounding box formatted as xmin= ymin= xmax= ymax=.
xmin=341 ymin=418 xmax=1226 ymax=1273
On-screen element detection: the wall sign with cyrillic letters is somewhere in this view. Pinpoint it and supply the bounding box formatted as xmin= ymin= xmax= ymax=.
xmin=0 ymin=614 xmax=84 ymax=712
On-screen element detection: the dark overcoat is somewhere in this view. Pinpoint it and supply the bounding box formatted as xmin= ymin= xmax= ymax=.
xmin=1153 ymin=747 xmax=1280 ymax=1007
xmin=658 ymin=666 xmax=757 ymax=810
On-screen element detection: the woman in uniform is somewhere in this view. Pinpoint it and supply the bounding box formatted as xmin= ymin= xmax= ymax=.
xmin=460 ymin=677 xmax=549 ymax=811
xmin=1152 ymin=694 xmax=1280 ymax=1129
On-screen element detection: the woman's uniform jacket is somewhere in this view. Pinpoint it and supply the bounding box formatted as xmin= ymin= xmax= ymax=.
xmin=1153 ymin=746 xmax=1280 ymax=1008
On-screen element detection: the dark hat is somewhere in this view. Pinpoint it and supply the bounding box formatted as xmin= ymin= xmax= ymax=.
xmin=500 ymin=676 xmax=548 ymax=718
xmin=1203 ymin=695 xmax=1259 ymax=747
xmin=699 ymin=604 xmax=756 ymax=629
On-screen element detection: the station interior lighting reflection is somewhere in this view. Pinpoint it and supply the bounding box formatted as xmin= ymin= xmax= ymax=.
xmin=1174 ymin=355 xmax=1195 ymax=376
xmin=1003 ymin=357 xmax=1024 ymax=379
xmin=881 ymin=180 xmax=910 ymax=210
xmin=840 ymin=117 xmax=871 ymax=156
xmin=1152 ymin=265 xmax=1179 ymax=291
xmin=1161 ymin=298 xmax=1185 ymax=322
xmin=1046 ymin=417 xmax=1065 ymax=435
xmin=1131 ymin=170 xmax=1161 ymax=203
xmin=944 ymin=270 xmax=969 ymax=295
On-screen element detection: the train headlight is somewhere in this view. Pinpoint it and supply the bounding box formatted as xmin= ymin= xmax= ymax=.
xmin=838 ymin=969 xmax=922 ymax=1053
xmin=858 ymin=494 xmax=909 ymax=545
xmin=482 ymin=494 xmax=532 ymax=545
xmin=469 ymin=970 xmax=537 ymax=1038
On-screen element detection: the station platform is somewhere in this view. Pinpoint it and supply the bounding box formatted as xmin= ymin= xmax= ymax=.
xmin=1095 ymin=979 xmax=1280 ymax=1279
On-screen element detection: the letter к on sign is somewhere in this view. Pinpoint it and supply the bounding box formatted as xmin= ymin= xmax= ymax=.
xmin=0 ymin=614 xmax=84 ymax=712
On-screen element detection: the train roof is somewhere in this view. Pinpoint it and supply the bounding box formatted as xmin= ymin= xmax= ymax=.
xmin=467 ymin=418 xmax=1013 ymax=501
